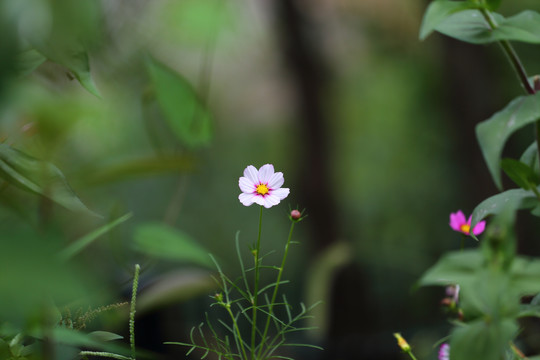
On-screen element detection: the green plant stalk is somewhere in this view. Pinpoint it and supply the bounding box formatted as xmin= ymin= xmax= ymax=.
xmin=479 ymin=9 xmax=534 ymax=95
xmin=406 ymin=351 xmax=419 ymax=360
xmin=225 ymin=303 xmax=249 ymax=360
xmin=130 ymin=264 xmax=140 ymax=360
xmin=251 ymin=206 xmax=263 ymax=360
xmin=257 ymin=221 xmax=296 ymax=359
xmin=537 ymin=123 xmax=540 ymax=169
xmin=480 ymin=9 xmax=540 ymax=167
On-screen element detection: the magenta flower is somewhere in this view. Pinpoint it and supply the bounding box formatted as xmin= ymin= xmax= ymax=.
xmin=438 ymin=343 xmax=450 ymax=360
xmin=238 ymin=164 xmax=290 ymax=208
xmin=449 ymin=210 xmax=485 ymax=236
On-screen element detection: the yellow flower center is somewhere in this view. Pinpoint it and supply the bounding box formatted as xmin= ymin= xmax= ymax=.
xmin=256 ymin=183 xmax=269 ymax=195
xmin=460 ymin=224 xmax=471 ymax=234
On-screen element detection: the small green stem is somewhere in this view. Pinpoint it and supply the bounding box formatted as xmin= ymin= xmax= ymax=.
xmin=536 ymin=122 xmax=540 ymax=169
xmin=250 ymin=206 xmax=263 ymax=360
xmin=406 ymin=351 xmax=419 ymax=360
xmin=480 ymin=8 xmax=540 ymax=168
xmin=479 ymin=9 xmax=535 ymax=95
xmin=130 ymin=264 xmax=140 ymax=360
xmin=225 ymin=304 xmax=249 ymax=360
xmin=257 ymin=221 xmax=296 ymax=359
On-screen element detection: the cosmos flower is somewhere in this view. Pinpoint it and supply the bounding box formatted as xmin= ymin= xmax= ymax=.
xmin=238 ymin=164 xmax=290 ymax=208
xmin=449 ymin=210 xmax=486 ymax=236
xmin=438 ymin=343 xmax=450 ymax=360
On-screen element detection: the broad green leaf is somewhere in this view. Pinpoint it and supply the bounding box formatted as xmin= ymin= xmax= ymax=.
xmin=435 ymin=10 xmax=502 ymax=44
xmin=450 ymin=319 xmax=517 ymax=360
xmin=498 ymin=10 xmax=540 ymax=43
xmin=24 ymin=0 xmax=102 ymax=96
xmin=59 ymin=213 xmax=133 ymax=260
xmin=419 ymin=0 xmax=477 ymax=40
xmin=436 ymin=10 xmax=540 ymax=44
xmin=16 ymin=48 xmax=46 ymax=76
xmin=517 ymin=304 xmax=540 ymax=319
xmin=0 ymin=144 xmax=98 ymax=216
xmin=470 ymin=188 xmax=538 ymax=228
xmin=476 ymin=93 xmax=540 ymax=189
xmin=133 ymin=223 xmax=212 ymax=267
xmin=147 ymin=59 xmax=212 ymax=149
xmin=458 ymin=269 xmax=519 ymax=319
xmin=35 ymin=45 xmax=101 ymax=97
xmin=30 ymin=328 xmax=131 ymax=357
xmin=418 ymin=250 xmax=483 ymax=288
xmin=520 ymin=141 xmax=539 ymax=172
xmin=510 ymin=256 xmax=540 ymax=295
xmin=501 ymin=158 xmax=538 ymax=190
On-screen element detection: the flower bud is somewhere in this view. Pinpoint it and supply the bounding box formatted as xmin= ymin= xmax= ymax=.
xmin=290 ymin=209 xmax=301 ymax=220
xmin=393 ymin=333 xmax=411 ymax=352
xmin=534 ymin=75 xmax=540 ymax=92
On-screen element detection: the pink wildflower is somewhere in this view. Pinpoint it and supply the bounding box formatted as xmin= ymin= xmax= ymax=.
xmin=238 ymin=164 xmax=290 ymax=208
xmin=449 ymin=210 xmax=485 ymax=236
xmin=438 ymin=343 xmax=450 ymax=360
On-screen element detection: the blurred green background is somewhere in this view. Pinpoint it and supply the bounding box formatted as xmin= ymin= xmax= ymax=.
xmin=2 ymin=0 xmax=540 ymax=359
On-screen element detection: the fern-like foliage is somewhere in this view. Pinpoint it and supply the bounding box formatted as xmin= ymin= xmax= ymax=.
xmin=59 ymin=302 xmax=129 ymax=330
xmin=166 ymin=235 xmax=322 ymax=360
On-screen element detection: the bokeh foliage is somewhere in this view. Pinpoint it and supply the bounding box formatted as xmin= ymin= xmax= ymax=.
xmin=4 ymin=0 xmax=540 ymax=359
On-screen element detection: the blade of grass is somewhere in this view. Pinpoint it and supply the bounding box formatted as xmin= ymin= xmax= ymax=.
xmin=60 ymin=213 xmax=132 ymax=260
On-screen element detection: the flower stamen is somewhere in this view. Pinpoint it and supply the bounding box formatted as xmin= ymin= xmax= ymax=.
xmin=460 ymin=224 xmax=471 ymax=234
xmin=256 ymin=183 xmax=269 ymax=196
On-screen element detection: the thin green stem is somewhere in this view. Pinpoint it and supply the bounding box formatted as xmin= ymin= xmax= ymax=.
xmin=479 ymin=9 xmax=535 ymax=95
xmin=257 ymin=221 xmax=296 ymax=359
xmin=480 ymin=8 xmax=540 ymax=168
xmin=130 ymin=264 xmax=140 ymax=360
xmin=536 ymin=123 xmax=540 ymax=169
xmin=250 ymin=206 xmax=263 ymax=360
xmin=406 ymin=351 xmax=419 ymax=360
xmin=225 ymin=304 xmax=249 ymax=360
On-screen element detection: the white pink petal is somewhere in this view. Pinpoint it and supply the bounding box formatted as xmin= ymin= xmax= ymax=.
xmin=239 ymin=177 xmax=256 ymax=193
xmin=238 ymin=164 xmax=289 ymax=208
xmin=258 ymin=164 xmax=274 ymax=183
